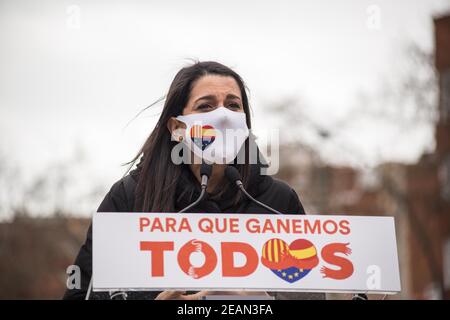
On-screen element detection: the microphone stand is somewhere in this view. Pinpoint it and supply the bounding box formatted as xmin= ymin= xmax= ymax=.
xmin=224 ymin=166 xmax=282 ymax=215
xmin=179 ymin=162 xmax=212 ymax=213
xmin=85 ymin=277 xmax=93 ymax=300
xmin=352 ymin=293 xmax=368 ymax=300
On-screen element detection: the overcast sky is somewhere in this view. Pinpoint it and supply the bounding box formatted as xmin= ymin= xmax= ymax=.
xmin=1 ymin=0 xmax=449 ymax=217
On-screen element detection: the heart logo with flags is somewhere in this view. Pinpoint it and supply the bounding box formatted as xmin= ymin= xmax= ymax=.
xmin=190 ymin=125 xmax=216 ymax=151
xmin=261 ymin=238 xmax=319 ymax=283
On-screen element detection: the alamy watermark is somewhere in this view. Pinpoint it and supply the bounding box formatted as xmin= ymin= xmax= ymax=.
xmin=170 ymin=128 xmax=280 ymax=175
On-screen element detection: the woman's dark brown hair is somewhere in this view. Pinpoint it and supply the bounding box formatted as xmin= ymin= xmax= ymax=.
xmin=127 ymin=61 xmax=252 ymax=212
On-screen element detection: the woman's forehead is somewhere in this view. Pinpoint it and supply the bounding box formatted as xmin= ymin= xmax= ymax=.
xmin=190 ymin=75 xmax=241 ymax=101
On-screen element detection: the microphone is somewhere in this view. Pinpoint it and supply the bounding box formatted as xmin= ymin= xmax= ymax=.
xmin=178 ymin=162 xmax=213 ymax=213
xmin=352 ymin=293 xmax=368 ymax=300
xmin=85 ymin=275 xmax=128 ymax=300
xmin=109 ymin=291 xmax=128 ymax=300
xmin=224 ymin=166 xmax=283 ymax=215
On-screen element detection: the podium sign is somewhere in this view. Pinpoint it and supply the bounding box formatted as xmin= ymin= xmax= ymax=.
xmin=92 ymin=212 xmax=401 ymax=294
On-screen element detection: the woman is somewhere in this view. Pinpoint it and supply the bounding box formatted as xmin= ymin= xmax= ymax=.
xmin=63 ymin=61 xmax=306 ymax=300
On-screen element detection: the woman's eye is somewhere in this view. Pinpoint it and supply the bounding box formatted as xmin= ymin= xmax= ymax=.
xmin=197 ymin=104 xmax=213 ymax=111
xmin=228 ymin=103 xmax=241 ymax=110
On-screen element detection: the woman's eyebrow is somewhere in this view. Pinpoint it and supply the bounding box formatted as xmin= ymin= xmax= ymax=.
xmin=194 ymin=94 xmax=241 ymax=103
xmin=194 ymin=95 xmax=216 ymax=103
xmin=226 ymin=94 xmax=241 ymax=100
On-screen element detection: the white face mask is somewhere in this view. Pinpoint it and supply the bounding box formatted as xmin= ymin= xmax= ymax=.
xmin=174 ymin=107 xmax=249 ymax=164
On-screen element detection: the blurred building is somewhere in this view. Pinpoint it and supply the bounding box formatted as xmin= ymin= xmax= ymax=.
xmin=278 ymin=15 xmax=450 ymax=300
xmin=0 ymin=216 xmax=90 ymax=299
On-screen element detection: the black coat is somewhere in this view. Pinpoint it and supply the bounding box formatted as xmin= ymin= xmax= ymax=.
xmin=63 ymin=164 xmax=307 ymax=300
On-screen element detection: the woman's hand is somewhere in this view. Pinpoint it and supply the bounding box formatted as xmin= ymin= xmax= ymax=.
xmin=154 ymin=290 xmax=208 ymax=300
xmin=155 ymin=290 xmax=270 ymax=300
xmin=154 ymin=290 xmax=198 ymax=300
